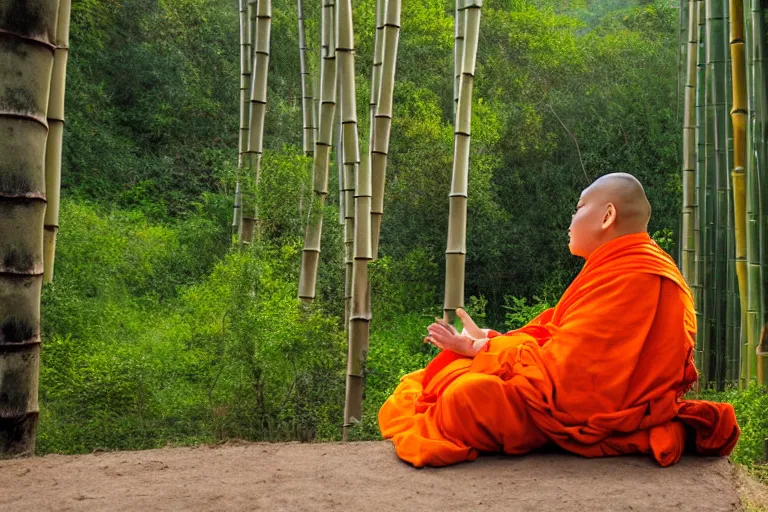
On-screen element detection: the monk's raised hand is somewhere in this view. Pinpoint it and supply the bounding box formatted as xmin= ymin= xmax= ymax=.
xmin=426 ymin=323 xmax=477 ymax=357
xmin=456 ymin=308 xmax=485 ymax=339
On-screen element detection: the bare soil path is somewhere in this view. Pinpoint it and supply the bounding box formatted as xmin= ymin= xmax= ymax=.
xmin=0 ymin=441 xmax=756 ymax=511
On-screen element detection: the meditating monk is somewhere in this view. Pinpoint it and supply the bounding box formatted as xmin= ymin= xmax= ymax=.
xmin=378 ymin=172 xmax=740 ymax=468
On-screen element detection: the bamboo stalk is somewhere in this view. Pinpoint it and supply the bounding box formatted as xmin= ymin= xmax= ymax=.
xmin=371 ymin=0 xmax=401 ymax=260
xmin=337 ymin=76 xmax=345 ymax=227
xmin=722 ymin=0 xmax=739 ymax=385
xmin=337 ymin=0 xmax=370 ymax=441
xmin=299 ymin=0 xmax=337 ymax=301
xmin=232 ymin=181 xmax=243 ymax=234
xmin=0 ymin=0 xmax=59 ymax=456
xmin=707 ymin=0 xmax=728 ymax=389
xmin=749 ymin=0 xmax=768 ymax=384
xmin=700 ymin=0 xmax=716 ymax=383
xmin=729 ymin=0 xmax=749 ymax=385
xmin=298 ymin=0 xmax=315 ymax=157
xmin=42 ymin=0 xmax=71 ymax=284
xmin=242 ymin=0 xmax=272 ymax=243
xmin=682 ymin=0 xmax=699 ymax=287
xmin=694 ymin=0 xmax=706 ymax=375
xmin=743 ymin=0 xmax=759 ymax=385
xmin=234 ymin=0 xmax=250 ymax=238
xmin=453 ymin=0 xmax=464 ymax=122
xmin=367 ymin=0 xmax=385 ymax=260
xmin=444 ymin=0 xmax=482 ymax=324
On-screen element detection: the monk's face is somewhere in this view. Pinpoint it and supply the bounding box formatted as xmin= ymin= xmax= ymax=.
xmin=568 ymin=186 xmax=615 ymax=258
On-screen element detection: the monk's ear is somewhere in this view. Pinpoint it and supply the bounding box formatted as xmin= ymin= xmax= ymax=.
xmin=602 ymin=202 xmax=617 ymax=229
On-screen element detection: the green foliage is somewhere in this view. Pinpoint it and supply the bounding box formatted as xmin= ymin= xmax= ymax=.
xmin=39 ymin=202 xmax=346 ymax=453
xmin=503 ymin=295 xmax=552 ymax=330
xmin=369 ymin=249 xmax=439 ymax=321
xmin=695 ymin=385 xmax=768 ymax=475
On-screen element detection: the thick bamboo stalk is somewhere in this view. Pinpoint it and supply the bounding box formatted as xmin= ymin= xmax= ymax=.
xmin=242 ymin=0 xmax=272 ymax=243
xmin=371 ymin=0 xmax=401 ymax=260
xmin=42 ymin=0 xmax=71 ymax=284
xmin=682 ymin=0 xmax=699 ymax=286
xmin=338 ymin=0 xmax=370 ymax=440
xmin=444 ymin=0 xmax=481 ymax=324
xmin=749 ymin=0 xmax=768 ymax=384
xmin=729 ymin=0 xmax=749 ymax=385
xmin=299 ymin=0 xmax=337 ymax=301
xmin=298 ymin=0 xmax=315 ymax=157
xmin=0 ymin=0 xmax=59 ymax=456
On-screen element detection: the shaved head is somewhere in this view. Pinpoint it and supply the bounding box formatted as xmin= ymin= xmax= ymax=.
xmin=568 ymin=173 xmax=652 ymax=258
xmin=583 ymin=173 xmax=651 ymax=234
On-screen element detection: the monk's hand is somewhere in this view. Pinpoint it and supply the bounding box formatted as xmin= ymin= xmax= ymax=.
xmin=426 ymin=322 xmax=479 ymax=357
xmin=456 ymin=308 xmax=485 ymax=339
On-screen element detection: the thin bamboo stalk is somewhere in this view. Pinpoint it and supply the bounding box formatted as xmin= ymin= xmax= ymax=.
xmin=749 ymin=0 xmax=768 ymax=384
xmin=707 ymin=0 xmax=728 ymax=389
xmin=743 ymin=0 xmax=759 ymax=385
xmin=337 ymin=0 xmax=370 ymax=441
xmin=0 ymin=0 xmax=59 ymax=455
xmin=234 ymin=0 xmax=250 ymax=238
xmin=677 ymin=0 xmax=688 ymax=133
xmin=298 ymin=0 xmax=315 ymax=157
xmin=242 ymin=0 xmax=272 ymax=242
xmin=700 ymin=0 xmax=717 ymax=383
xmin=371 ymin=0 xmax=401 ymax=260
xmin=299 ymin=0 xmax=337 ymax=301
xmin=232 ymin=181 xmax=243 ymax=234
xmin=682 ymin=0 xmax=699 ymax=286
xmin=722 ymin=0 xmax=739 ymax=384
xmin=444 ymin=0 xmax=482 ymax=324
xmin=694 ymin=0 xmax=706 ymax=375
xmin=337 ymin=76 xmax=345 ymax=227
xmin=453 ymin=0 xmax=464 ymax=122
xmin=367 ymin=0 xmax=385 ymax=260
xmin=43 ymin=0 xmax=71 ymax=284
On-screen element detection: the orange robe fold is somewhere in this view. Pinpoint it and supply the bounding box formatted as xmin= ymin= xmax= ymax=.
xmin=378 ymin=233 xmax=740 ymax=467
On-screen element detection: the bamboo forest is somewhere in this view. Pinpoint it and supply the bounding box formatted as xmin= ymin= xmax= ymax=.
xmin=3 ymin=0 xmax=768 ymax=491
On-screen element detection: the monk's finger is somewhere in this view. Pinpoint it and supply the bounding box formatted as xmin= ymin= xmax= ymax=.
xmin=428 ymin=324 xmax=452 ymax=337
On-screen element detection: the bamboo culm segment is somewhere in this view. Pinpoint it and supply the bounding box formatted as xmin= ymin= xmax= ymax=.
xmin=242 ymin=0 xmax=272 ymax=243
xmin=43 ymin=0 xmax=72 ymax=284
xmin=444 ymin=0 xmax=482 ymax=323
xmin=298 ymin=0 xmax=315 ymax=156
xmin=337 ymin=0 xmax=372 ymax=440
xmin=234 ymin=0 xmax=249 ymax=238
xmin=693 ymin=0 xmax=707 ymax=377
xmin=299 ymin=0 xmax=337 ymax=300
xmin=681 ymin=0 xmax=699 ymax=286
xmin=371 ymin=0 xmax=402 ymax=259
xmin=0 ymin=0 xmax=60 ymax=456
xmin=728 ymin=0 xmax=749 ymax=385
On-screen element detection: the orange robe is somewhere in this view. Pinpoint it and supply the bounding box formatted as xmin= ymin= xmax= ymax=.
xmin=378 ymin=233 xmax=740 ymax=467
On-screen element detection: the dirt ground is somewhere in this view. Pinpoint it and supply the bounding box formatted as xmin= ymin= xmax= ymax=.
xmin=0 ymin=440 xmax=764 ymax=511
